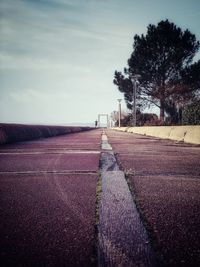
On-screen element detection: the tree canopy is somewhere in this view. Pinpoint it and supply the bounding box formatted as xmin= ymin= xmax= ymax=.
xmin=114 ymin=20 xmax=200 ymax=123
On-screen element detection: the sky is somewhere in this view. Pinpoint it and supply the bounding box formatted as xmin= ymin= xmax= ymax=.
xmin=0 ymin=0 xmax=200 ymax=125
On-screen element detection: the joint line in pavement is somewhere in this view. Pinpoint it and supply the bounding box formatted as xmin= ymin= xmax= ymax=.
xmin=0 ymin=170 xmax=98 ymax=176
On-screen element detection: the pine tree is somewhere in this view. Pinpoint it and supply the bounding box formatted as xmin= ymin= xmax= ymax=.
xmin=114 ymin=20 xmax=200 ymax=123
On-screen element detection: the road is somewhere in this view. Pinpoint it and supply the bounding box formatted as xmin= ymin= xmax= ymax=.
xmin=0 ymin=129 xmax=102 ymax=267
xmin=106 ymin=129 xmax=200 ymax=267
xmin=0 ymin=128 xmax=200 ymax=267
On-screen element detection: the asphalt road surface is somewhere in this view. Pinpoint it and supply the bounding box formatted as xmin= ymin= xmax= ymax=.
xmin=0 ymin=129 xmax=102 ymax=267
xmin=106 ymin=129 xmax=200 ymax=267
xmin=1 ymin=128 xmax=200 ymax=267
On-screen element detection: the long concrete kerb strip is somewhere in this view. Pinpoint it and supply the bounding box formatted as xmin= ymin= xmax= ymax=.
xmin=101 ymin=132 xmax=112 ymax=150
xmin=98 ymin=131 xmax=157 ymax=267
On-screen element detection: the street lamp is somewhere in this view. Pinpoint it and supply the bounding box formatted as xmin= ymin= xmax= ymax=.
xmin=131 ymin=74 xmax=141 ymax=127
xmin=117 ymin=99 xmax=122 ymax=128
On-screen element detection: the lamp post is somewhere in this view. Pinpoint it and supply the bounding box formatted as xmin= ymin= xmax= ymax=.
xmin=117 ymin=99 xmax=122 ymax=128
xmin=131 ymin=75 xmax=141 ymax=127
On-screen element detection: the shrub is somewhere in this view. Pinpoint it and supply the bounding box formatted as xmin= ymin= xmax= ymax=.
xmin=182 ymin=101 xmax=200 ymax=125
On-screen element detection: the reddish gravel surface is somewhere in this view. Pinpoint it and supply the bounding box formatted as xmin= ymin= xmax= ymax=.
xmin=0 ymin=153 xmax=100 ymax=172
xmin=106 ymin=129 xmax=200 ymax=267
xmin=0 ymin=130 xmax=101 ymax=151
xmin=0 ymin=129 xmax=102 ymax=267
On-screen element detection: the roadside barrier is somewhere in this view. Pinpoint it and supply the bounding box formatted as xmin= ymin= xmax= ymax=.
xmin=112 ymin=126 xmax=200 ymax=145
xmin=0 ymin=123 xmax=93 ymax=145
xmin=184 ymin=126 xmax=200 ymax=144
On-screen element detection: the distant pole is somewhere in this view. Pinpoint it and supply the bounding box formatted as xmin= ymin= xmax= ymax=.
xmin=133 ymin=80 xmax=136 ymax=127
xmin=117 ymin=99 xmax=122 ymax=127
xmin=131 ymin=74 xmax=141 ymax=127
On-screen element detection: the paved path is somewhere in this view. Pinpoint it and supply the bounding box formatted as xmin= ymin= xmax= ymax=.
xmin=106 ymin=129 xmax=200 ymax=267
xmin=0 ymin=129 xmax=102 ymax=267
xmin=98 ymin=132 xmax=157 ymax=267
xmin=1 ymin=128 xmax=200 ymax=267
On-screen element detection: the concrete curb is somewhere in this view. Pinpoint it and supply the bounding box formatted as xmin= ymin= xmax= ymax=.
xmin=99 ymin=131 xmax=157 ymax=266
xmin=112 ymin=126 xmax=200 ymax=145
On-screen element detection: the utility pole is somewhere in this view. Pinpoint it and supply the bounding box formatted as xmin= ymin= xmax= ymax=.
xmin=117 ymin=99 xmax=122 ymax=127
xmin=131 ymin=75 xmax=141 ymax=126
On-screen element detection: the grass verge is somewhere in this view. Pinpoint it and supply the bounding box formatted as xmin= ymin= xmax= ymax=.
xmin=92 ymin=172 xmax=102 ymax=267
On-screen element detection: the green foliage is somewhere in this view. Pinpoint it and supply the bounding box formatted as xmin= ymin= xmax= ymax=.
xmin=137 ymin=113 xmax=159 ymax=126
xmin=113 ymin=19 xmax=200 ymax=124
xmin=182 ymin=101 xmax=200 ymax=125
xmin=116 ymin=111 xmax=159 ymax=126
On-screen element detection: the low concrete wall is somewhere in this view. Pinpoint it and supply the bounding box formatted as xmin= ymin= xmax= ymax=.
xmin=113 ymin=126 xmax=200 ymax=145
xmin=184 ymin=127 xmax=200 ymax=145
xmin=0 ymin=123 xmax=93 ymax=145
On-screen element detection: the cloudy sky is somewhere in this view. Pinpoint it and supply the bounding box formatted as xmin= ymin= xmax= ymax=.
xmin=0 ymin=0 xmax=200 ymax=125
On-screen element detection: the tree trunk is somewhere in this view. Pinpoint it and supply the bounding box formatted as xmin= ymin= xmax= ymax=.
xmin=160 ymin=101 xmax=165 ymax=123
